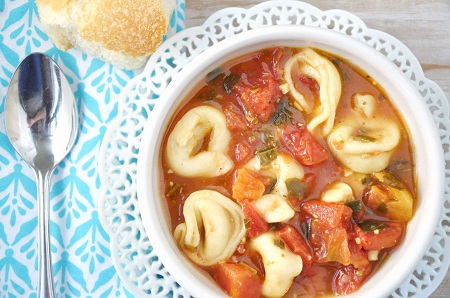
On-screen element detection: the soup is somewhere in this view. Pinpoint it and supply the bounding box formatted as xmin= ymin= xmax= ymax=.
xmin=159 ymin=47 xmax=416 ymax=297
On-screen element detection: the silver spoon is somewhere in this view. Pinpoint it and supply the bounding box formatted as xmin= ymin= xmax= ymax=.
xmin=4 ymin=53 xmax=78 ymax=298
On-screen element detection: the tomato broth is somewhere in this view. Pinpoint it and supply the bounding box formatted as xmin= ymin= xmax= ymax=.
xmin=159 ymin=47 xmax=416 ymax=297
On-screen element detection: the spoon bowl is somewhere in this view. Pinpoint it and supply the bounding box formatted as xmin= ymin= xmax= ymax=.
xmin=4 ymin=52 xmax=78 ymax=298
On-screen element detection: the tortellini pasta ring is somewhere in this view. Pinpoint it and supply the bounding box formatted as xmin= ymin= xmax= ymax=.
xmin=166 ymin=105 xmax=234 ymax=178
xmin=284 ymin=48 xmax=342 ymax=135
xmin=250 ymin=231 xmax=303 ymax=297
xmin=174 ymin=190 xmax=246 ymax=267
xmin=328 ymin=117 xmax=401 ymax=174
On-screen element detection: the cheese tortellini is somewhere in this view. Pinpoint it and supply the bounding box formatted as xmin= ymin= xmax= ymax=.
xmin=327 ymin=94 xmax=401 ymax=174
xmin=250 ymin=231 xmax=303 ymax=297
xmin=284 ymin=48 xmax=342 ymax=135
xmin=174 ymin=190 xmax=245 ymax=266
xmin=166 ymin=105 xmax=234 ymax=178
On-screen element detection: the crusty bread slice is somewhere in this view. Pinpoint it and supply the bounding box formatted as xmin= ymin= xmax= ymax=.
xmin=36 ymin=0 xmax=176 ymax=69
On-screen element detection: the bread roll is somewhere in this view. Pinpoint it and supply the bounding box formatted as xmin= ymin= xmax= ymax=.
xmin=36 ymin=0 xmax=176 ymax=69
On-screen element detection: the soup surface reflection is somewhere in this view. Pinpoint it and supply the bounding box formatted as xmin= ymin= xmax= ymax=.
xmin=159 ymin=47 xmax=416 ymax=297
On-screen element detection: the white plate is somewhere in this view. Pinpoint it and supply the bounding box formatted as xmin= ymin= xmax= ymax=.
xmin=98 ymin=1 xmax=450 ymax=297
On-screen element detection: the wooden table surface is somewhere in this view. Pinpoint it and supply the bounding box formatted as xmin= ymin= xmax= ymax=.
xmin=185 ymin=0 xmax=449 ymax=297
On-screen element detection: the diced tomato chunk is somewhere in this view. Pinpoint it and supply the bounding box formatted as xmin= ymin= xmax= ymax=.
xmin=233 ymin=168 xmax=266 ymax=201
xmin=293 ymin=264 xmax=329 ymax=296
xmin=211 ymin=262 xmax=262 ymax=298
xmin=356 ymin=222 xmax=404 ymax=251
xmin=234 ymin=141 xmax=252 ymax=163
xmin=301 ymin=200 xmax=354 ymax=265
xmin=309 ymin=220 xmax=351 ymax=265
xmin=242 ymin=200 xmax=269 ymax=239
xmin=277 ymin=225 xmax=313 ymax=265
xmin=224 ymin=103 xmax=248 ymax=131
xmin=234 ymin=76 xmax=281 ymax=123
xmin=332 ymin=264 xmax=373 ymax=295
xmin=230 ymin=48 xmax=284 ymax=84
xmin=230 ymin=48 xmax=284 ymax=123
xmin=301 ymin=199 xmax=353 ymax=228
xmin=347 ymin=233 xmax=370 ymax=269
xmin=280 ymin=124 xmax=328 ymax=166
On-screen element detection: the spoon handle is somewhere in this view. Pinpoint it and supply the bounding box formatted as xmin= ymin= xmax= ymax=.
xmin=36 ymin=169 xmax=56 ymax=298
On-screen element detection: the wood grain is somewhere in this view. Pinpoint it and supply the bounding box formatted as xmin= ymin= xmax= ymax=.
xmin=185 ymin=0 xmax=450 ymax=297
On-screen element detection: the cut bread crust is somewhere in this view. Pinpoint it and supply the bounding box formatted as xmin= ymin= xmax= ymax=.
xmin=36 ymin=0 xmax=176 ymax=69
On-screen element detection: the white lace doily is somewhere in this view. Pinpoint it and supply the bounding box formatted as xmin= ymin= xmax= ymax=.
xmin=97 ymin=1 xmax=450 ymax=297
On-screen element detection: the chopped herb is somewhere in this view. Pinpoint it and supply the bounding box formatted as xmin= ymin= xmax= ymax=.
xmin=166 ymin=183 xmax=182 ymax=199
xmin=207 ymin=67 xmax=223 ymax=82
xmin=359 ymin=220 xmax=389 ymax=233
xmin=346 ymin=200 xmax=363 ymax=216
xmin=257 ymin=130 xmax=276 ymax=145
xmin=343 ymin=71 xmax=350 ymax=82
xmin=332 ymin=58 xmax=341 ymax=66
xmin=285 ymin=178 xmax=307 ymax=198
xmin=376 ymin=202 xmax=389 ymax=214
xmin=270 ymin=100 xmax=294 ymax=126
xmin=392 ymin=160 xmax=412 ymax=173
xmin=354 ymin=134 xmax=377 ymax=143
xmin=256 ymin=145 xmax=278 ymax=166
xmin=223 ymin=73 xmax=241 ymax=94
xmin=274 ymin=238 xmax=285 ymax=249
xmin=381 ymin=172 xmax=405 ymax=190
xmin=198 ymin=88 xmax=217 ymax=102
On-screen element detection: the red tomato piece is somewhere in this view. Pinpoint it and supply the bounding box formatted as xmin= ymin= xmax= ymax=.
xmin=301 ymin=199 xmax=353 ymax=229
xmin=224 ymin=103 xmax=248 ymax=131
xmin=234 ymin=141 xmax=252 ymax=163
xmin=277 ymin=224 xmax=313 ymax=265
xmin=293 ymin=264 xmax=329 ymax=297
xmin=332 ymin=264 xmax=373 ymax=295
xmin=230 ymin=48 xmax=284 ymax=123
xmin=280 ymin=124 xmax=328 ymax=166
xmin=356 ymin=222 xmax=405 ymax=251
xmin=234 ymin=76 xmax=281 ymax=123
xmin=309 ymin=220 xmax=351 ymax=266
xmin=232 ymin=168 xmax=266 ymax=202
xmin=231 ymin=48 xmax=284 ymax=83
xmin=242 ymin=200 xmax=269 ymax=239
xmin=211 ymin=262 xmax=262 ymax=298
xmin=347 ymin=233 xmax=370 ymax=269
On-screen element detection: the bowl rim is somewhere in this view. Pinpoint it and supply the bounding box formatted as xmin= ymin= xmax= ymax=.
xmin=137 ymin=25 xmax=445 ymax=298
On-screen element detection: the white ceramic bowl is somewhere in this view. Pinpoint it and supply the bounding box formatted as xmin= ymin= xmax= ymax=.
xmin=137 ymin=25 xmax=444 ymax=298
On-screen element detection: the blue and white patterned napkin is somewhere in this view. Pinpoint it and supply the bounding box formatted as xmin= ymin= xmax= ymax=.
xmin=0 ymin=1 xmax=185 ymax=296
